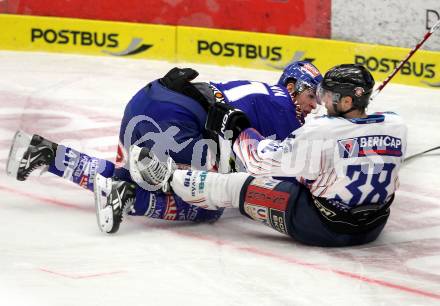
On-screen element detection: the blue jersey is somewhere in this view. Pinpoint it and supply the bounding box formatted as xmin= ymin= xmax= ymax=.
xmin=48 ymin=78 xmax=303 ymax=224
xmin=115 ymin=80 xmax=208 ymax=180
xmin=211 ymin=80 xmax=301 ymax=141
xmin=116 ymin=79 xmax=303 ymax=222
xmin=115 ymin=80 xmax=301 ymax=181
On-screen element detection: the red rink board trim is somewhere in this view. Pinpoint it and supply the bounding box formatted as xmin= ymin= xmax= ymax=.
xmin=0 ymin=0 xmax=331 ymax=38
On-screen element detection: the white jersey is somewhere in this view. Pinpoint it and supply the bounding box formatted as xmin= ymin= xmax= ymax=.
xmin=234 ymin=112 xmax=407 ymax=209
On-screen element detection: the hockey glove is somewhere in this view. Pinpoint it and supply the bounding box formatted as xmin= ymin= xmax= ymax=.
xmin=159 ymin=67 xmax=210 ymax=111
xmin=205 ymin=102 xmax=251 ymax=143
xmin=160 ymin=67 xmax=198 ymax=88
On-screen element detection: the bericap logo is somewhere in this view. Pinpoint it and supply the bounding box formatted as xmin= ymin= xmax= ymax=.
xmin=30 ymin=28 xmax=153 ymax=56
xmin=338 ymin=135 xmax=402 ymax=158
xmin=338 ymin=138 xmax=358 ymax=158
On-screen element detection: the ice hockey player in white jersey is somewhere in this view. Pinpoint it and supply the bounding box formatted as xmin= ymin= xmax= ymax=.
xmin=128 ymin=64 xmax=407 ymax=247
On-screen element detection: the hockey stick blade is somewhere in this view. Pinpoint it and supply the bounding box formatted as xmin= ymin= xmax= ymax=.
xmin=429 ymin=19 xmax=440 ymax=34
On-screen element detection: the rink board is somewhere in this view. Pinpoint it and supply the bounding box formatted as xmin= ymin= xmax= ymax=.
xmin=177 ymin=26 xmax=440 ymax=89
xmin=0 ymin=14 xmax=176 ymax=60
xmin=1 ymin=14 xmax=440 ymax=89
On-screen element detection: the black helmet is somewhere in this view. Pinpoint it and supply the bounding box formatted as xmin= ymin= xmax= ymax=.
xmin=320 ymin=64 xmax=375 ymax=111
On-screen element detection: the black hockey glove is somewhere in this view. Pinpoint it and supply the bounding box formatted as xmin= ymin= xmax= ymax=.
xmin=160 ymin=67 xmax=198 ymax=89
xmin=205 ymin=102 xmax=251 ymax=143
xmin=159 ymin=67 xmax=210 ymax=111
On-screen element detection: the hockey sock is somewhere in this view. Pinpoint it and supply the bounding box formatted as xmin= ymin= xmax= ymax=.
xmin=48 ymin=145 xmax=115 ymax=191
xmin=131 ymin=187 xmax=224 ymax=222
xmin=239 ymin=177 xmax=294 ymax=235
xmin=170 ymin=169 xmax=251 ymax=210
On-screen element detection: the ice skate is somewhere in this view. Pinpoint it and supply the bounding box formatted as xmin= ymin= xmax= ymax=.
xmin=94 ymin=174 xmax=136 ymax=234
xmin=6 ymin=130 xmax=57 ymax=181
xmin=129 ymin=145 xmax=176 ymax=192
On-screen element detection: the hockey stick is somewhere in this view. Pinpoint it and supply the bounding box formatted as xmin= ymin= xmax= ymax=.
xmin=368 ymin=19 xmax=440 ymax=161
xmin=370 ymin=19 xmax=440 ymax=101
xmin=404 ymin=146 xmax=440 ymax=162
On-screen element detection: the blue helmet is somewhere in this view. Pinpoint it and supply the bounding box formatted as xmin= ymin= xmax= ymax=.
xmin=278 ymin=61 xmax=323 ymax=94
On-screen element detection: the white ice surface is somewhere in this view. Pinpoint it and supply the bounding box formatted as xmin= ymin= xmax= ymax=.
xmin=0 ymin=51 xmax=439 ymax=306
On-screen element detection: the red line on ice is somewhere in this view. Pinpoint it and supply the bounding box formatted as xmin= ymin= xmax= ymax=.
xmin=38 ymin=268 xmax=125 ymax=279
xmin=0 ymin=184 xmax=93 ymax=213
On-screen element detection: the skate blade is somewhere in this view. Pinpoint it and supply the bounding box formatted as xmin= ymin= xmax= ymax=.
xmin=6 ymin=131 xmax=32 ymax=178
xmin=93 ymin=174 xmax=114 ymax=233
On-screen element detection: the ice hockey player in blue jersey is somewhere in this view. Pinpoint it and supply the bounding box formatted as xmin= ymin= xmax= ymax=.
xmin=7 ymin=61 xmax=322 ymax=233
xmin=130 ymin=64 xmax=408 ymax=247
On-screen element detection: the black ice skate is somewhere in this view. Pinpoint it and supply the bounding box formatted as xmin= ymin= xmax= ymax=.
xmin=129 ymin=145 xmax=176 ymax=192
xmin=6 ymin=130 xmax=57 ymax=181
xmin=94 ymin=174 xmax=136 ymax=234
